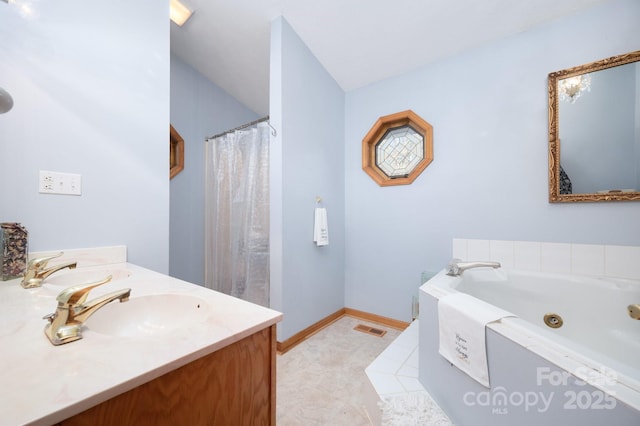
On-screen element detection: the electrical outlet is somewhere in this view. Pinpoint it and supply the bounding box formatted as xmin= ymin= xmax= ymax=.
xmin=39 ymin=171 xmax=82 ymax=196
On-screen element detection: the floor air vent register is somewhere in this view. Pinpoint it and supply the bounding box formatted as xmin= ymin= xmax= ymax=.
xmin=353 ymin=324 xmax=387 ymax=337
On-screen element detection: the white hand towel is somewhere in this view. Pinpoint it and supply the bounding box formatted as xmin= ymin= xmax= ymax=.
xmin=438 ymin=293 xmax=515 ymax=388
xmin=313 ymin=207 xmax=329 ymax=246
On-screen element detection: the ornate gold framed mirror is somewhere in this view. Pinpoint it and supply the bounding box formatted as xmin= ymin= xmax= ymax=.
xmin=170 ymin=124 xmax=184 ymax=179
xmin=362 ymin=110 xmax=433 ymax=186
xmin=548 ymin=50 xmax=640 ymax=202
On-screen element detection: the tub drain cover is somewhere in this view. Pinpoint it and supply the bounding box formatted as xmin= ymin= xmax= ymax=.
xmin=544 ymin=313 xmax=563 ymax=329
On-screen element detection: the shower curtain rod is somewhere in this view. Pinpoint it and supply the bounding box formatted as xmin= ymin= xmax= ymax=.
xmin=206 ymin=116 xmax=277 ymax=140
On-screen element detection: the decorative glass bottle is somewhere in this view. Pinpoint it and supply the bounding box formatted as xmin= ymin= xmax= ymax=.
xmin=1 ymin=223 xmax=28 ymax=281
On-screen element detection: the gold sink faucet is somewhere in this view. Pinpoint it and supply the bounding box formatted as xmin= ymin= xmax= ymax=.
xmin=43 ymin=275 xmax=131 ymax=345
xmin=21 ymin=252 xmax=77 ymax=289
xmin=628 ymin=304 xmax=640 ymax=320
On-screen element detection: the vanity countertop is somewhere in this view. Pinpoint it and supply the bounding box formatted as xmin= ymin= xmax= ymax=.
xmin=0 ymin=249 xmax=282 ymax=426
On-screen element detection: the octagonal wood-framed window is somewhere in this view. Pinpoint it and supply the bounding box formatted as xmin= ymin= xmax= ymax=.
xmin=362 ymin=110 xmax=433 ymax=186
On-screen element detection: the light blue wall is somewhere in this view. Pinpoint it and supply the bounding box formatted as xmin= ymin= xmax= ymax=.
xmin=0 ymin=0 xmax=170 ymax=272
xmin=270 ymin=17 xmax=346 ymax=341
xmin=344 ymin=0 xmax=640 ymax=322
xmin=169 ymin=54 xmax=259 ymax=285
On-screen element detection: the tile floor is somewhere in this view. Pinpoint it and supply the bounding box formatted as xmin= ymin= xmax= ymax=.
xmin=276 ymin=316 xmax=401 ymax=425
xmin=276 ymin=316 xmax=451 ymax=425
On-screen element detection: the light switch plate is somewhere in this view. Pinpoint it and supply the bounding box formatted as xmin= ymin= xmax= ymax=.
xmin=39 ymin=170 xmax=82 ymax=195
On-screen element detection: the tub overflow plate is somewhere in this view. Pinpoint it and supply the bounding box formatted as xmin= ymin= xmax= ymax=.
xmin=544 ymin=313 xmax=563 ymax=329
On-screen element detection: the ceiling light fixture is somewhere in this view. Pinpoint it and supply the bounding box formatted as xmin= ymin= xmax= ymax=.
xmin=170 ymin=0 xmax=193 ymax=26
xmin=558 ymin=74 xmax=591 ymax=104
xmin=0 ymin=87 xmax=14 ymax=114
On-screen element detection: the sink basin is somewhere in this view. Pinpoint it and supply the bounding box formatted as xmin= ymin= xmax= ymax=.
xmin=44 ymin=268 xmax=131 ymax=286
xmin=86 ymin=294 xmax=210 ymax=337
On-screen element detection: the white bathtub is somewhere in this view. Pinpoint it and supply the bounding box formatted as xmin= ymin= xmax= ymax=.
xmin=420 ymin=267 xmax=640 ymax=423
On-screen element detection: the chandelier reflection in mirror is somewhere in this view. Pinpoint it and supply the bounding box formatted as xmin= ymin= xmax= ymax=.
xmin=558 ymin=74 xmax=591 ymax=103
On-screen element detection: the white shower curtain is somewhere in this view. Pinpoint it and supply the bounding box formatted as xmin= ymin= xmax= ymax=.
xmin=204 ymin=121 xmax=270 ymax=307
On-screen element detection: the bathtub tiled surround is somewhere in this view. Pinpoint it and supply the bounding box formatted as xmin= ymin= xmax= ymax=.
xmin=453 ymin=239 xmax=640 ymax=280
xmin=366 ymin=321 xmax=422 ymax=396
xmin=365 ymin=321 xmax=452 ymax=425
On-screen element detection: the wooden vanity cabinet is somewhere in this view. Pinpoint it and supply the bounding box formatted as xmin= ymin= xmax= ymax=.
xmin=56 ymin=325 xmax=276 ymax=426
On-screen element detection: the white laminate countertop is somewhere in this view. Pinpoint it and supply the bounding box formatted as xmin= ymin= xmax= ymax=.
xmin=0 ymin=248 xmax=282 ymax=426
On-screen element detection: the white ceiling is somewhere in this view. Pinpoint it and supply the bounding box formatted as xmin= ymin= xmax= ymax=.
xmin=170 ymin=0 xmax=611 ymax=116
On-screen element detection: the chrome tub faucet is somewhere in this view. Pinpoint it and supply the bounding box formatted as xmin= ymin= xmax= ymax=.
xmin=446 ymin=258 xmax=501 ymax=276
xmin=21 ymin=252 xmax=77 ymax=289
xmin=43 ymin=275 xmax=131 ymax=345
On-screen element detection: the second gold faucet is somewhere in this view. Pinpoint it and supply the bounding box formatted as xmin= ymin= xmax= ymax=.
xmin=21 ymin=252 xmax=77 ymax=289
